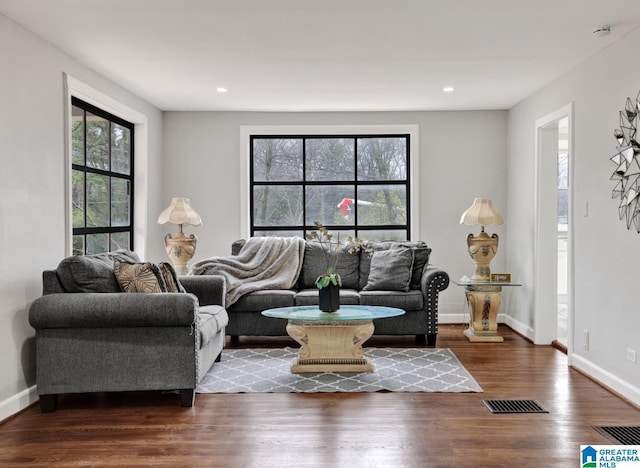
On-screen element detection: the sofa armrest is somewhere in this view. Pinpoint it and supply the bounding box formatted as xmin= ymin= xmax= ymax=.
xmin=421 ymin=265 xmax=450 ymax=294
xmin=419 ymin=265 xmax=449 ymax=342
xmin=420 ymin=265 xmax=450 ymax=315
xmin=29 ymin=293 xmax=199 ymax=329
xmin=179 ymin=275 xmax=226 ymax=307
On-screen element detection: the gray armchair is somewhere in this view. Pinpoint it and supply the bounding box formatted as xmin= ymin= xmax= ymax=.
xmin=28 ymin=252 xmax=228 ymax=412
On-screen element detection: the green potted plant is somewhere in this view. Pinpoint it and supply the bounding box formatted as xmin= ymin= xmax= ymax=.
xmin=306 ymin=222 xmax=369 ymax=312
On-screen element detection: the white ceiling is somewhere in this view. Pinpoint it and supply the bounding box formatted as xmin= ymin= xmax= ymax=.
xmin=2 ymin=0 xmax=640 ymax=112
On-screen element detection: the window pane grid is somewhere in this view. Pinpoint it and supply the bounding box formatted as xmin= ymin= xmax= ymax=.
xmin=250 ymin=134 xmax=409 ymax=240
xmin=71 ymin=97 xmax=134 ymax=255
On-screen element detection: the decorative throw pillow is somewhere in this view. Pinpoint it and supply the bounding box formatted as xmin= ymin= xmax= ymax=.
xmin=300 ymin=241 xmax=360 ymax=289
xmin=158 ymin=262 xmax=185 ymax=293
xmin=114 ymin=260 xmax=166 ymax=293
xmin=390 ymin=241 xmax=431 ymax=289
xmin=358 ymin=241 xmax=393 ymax=290
xmin=56 ymin=249 xmax=141 ymax=293
xmin=358 ymin=241 xmax=430 ymax=290
xmin=363 ymin=248 xmax=414 ymax=292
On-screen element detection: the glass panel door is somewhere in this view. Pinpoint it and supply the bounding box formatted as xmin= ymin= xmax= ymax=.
xmin=557 ymin=117 xmax=569 ymax=347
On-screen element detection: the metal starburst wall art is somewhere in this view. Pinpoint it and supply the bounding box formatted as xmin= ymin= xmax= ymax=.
xmin=611 ymin=91 xmax=640 ymax=232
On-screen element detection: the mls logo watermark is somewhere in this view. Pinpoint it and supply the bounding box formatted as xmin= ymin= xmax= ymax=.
xmin=581 ymin=445 xmax=640 ymax=467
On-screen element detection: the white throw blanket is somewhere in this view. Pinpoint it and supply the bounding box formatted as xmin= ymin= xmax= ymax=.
xmin=190 ymin=237 xmax=306 ymax=307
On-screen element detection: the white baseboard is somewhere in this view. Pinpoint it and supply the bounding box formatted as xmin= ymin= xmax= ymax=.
xmin=438 ymin=313 xmax=467 ymax=324
xmin=0 ymin=386 xmax=38 ymax=422
xmin=439 ymin=312 xmax=526 ymax=330
xmin=503 ymin=315 xmax=535 ymax=341
xmin=570 ymin=354 xmax=640 ymax=408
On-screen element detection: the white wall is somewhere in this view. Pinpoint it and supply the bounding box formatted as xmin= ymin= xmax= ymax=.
xmin=0 ymin=14 xmax=164 ymax=420
xmin=507 ymin=27 xmax=640 ymax=402
xmin=162 ymin=110 xmax=508 ymax=320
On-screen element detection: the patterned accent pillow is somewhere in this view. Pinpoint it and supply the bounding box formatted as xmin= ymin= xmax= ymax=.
xmin=114 ymin=260 xmax=166 ymax=293
xmin=158 ymin=262 xmax=186 ymax=293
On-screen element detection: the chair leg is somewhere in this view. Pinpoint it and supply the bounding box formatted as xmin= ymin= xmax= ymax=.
xmin=180 ymin=389 xmax=195 ymax=407
xmin=215 ymin=351 xmax=222 ymax=362
xmin=39 ymin=394 xmax=57 ymax=413
xmin=415 ymin=334 xmax=427 ymax=345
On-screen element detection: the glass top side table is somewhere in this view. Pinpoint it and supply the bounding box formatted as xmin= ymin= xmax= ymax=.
xmin=453 ymin=280 xmax=521 ymax=342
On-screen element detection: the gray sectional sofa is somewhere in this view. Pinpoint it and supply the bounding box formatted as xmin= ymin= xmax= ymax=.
xmin=223 ymin=238 xmax=449 ymax=346
xmin=29 ymin=250 xmax=228 ymax=411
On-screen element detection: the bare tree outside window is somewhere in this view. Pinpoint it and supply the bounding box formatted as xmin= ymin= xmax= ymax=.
xmin=357 ymin=137 xmax=407 ymax=181
xmin=306 ymin=138 xmax=355 ymax=181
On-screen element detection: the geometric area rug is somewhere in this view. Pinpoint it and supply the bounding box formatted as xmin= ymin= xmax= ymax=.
xmin=196 ymin=347 xmax=482 ymax=393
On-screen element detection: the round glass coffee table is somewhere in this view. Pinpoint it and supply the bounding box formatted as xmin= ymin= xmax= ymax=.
xmin=262 ymin=305 xmax=405 ymax=373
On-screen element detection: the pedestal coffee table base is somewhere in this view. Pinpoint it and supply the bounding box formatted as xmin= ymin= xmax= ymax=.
xmin=286 ymin=320 xmax=375 ymax=373
xmin=262 ymin=305 xmax=405 ymax=374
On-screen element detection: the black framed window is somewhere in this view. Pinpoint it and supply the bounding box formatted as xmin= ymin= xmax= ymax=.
xmin=250 ymin=134 xmax=410 ymax=240
xmin=71 ymin=97 xmax=134 ymax=255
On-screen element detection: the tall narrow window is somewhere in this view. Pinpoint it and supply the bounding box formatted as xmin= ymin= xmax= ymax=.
xmin=71 ymin=97 xmax=134 ymax=255
xmin=250 ymin=134 xmax=410 ymax=240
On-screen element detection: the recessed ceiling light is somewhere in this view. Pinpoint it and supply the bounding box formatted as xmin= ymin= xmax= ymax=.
xmin=216 ymin=87 xmax=227 ymax=93
xmin=443 ymin=86 xmax=455 ymax=93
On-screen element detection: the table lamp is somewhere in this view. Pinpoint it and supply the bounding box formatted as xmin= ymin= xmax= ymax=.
xmin=460 ymin=198 xmax=504 ymax=282
xmin=158 ymin=197 xmax=202 ymax=275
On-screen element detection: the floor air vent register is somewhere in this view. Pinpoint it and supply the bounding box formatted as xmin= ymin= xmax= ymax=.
xmin=593 ymin=426 xmax=640 ymax=445
xmin=483 ymin=401 xmax=640 ymax=445
xmin=483 ymin=399 xmax=549 ymax=414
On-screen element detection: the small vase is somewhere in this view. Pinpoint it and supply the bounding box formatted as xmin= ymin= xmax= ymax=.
xmin=319 ymin=283 xmax=340 ymax=312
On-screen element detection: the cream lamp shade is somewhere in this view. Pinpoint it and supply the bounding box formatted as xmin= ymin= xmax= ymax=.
xmin=460 ymin=198 xmax=504 ymax=228
xmin=157 ymin=197 xmax=202 ymax=229
xmin=158 ymin=198 xmax=202 ymax=275
xmin=460 ymin=198 xmax=504 ymax=282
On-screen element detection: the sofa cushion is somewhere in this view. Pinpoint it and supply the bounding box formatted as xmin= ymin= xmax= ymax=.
xmin=114 ymin=260 xmax=166 ymax=293
xmin=300 ymin=241 xmax=360 ymax=289
xmin=198 ymin=305 xmax=229 ymax=348
xmin=359 ymin=241 xmax=430 ymax=290
xmin=359 ymin=289 xmax=424 ymax=310
xmin=56 ymin=249 xmax=140 ymax=293
xmin=294 ymin=288 xmax=361 ymax=306
xmin=363 ymin=248 xmax=414 ymax=292
xmin=229 ymin=290 xmax=296 ymax=312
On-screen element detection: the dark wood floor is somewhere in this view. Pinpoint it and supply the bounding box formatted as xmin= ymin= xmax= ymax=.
xmin=1 ymin=324 xmax=638 ymax=467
